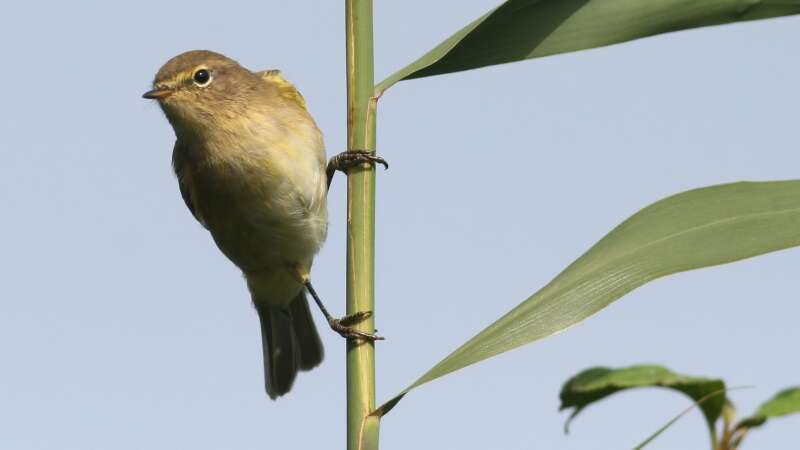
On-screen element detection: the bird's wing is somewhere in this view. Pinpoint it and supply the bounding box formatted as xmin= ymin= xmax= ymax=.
xmin=256 ymin=69 xmax=327 ymax=213
xmin=172 ymin=140 xmax=207 ymax=229
xmin=256 ymin=70 xmax=308 ymax=110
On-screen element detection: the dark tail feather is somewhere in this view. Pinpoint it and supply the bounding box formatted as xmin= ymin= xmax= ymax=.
xmin=256 ymin=292 xmax=324 ymax=399
xmin=257 ymin=306 xmax=298 ymax=399
xmin=289 ymin=292 xmax=324 ymax=370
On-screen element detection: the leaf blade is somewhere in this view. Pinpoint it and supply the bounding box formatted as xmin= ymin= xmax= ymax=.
xmin=374 ymin=181 xmax=800 ymax=416
xmin=558 ymin=365 xmax=726 ymax=441
xmin=736 ymin=387 xmax=800 ymax=429
xmin=376 ymin=0 xmax=800 ymax=93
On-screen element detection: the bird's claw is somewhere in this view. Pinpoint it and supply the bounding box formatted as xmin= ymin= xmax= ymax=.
xmin=330 ymin=150 xmax=389 ymax=172
xmin=329 ymin=311 xmax=384 ymax=341
xmin=338 ymin=310 xmax=373 ymax=326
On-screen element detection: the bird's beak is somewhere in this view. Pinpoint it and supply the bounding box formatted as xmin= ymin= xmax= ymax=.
xmin=142 ymin=88 xmax=173 ymax=100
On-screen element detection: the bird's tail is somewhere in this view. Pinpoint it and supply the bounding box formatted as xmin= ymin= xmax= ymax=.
xmin=256 ymin=292 xmax=324 ymax=399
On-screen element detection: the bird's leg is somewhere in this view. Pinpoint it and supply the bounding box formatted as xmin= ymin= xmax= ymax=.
xmin=326 ymin=150 xmax=388 ymax=191
xmin=304 ymin=281 xmax=384 ymax=341
xmin=315 ymin=152 xmax=387 ymax=340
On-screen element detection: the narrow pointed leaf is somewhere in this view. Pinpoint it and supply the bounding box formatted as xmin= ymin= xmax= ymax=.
xmin=376 ymin=0 xmax=800 ymax=94
xmin=373 ymin=180 xmax=800 ymax=417
xmin=558 ymin=365 xmax=725 ymax=443
xmin=736 ymin=387 xmax=800 ymax=429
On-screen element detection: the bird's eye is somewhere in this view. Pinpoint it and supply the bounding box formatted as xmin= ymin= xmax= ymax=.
xmin=193 ymin=69 xmax=211 ymax=86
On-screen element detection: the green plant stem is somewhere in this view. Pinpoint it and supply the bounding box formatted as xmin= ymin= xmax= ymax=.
xmin=345 ymin=1 xmax=378 ymax=450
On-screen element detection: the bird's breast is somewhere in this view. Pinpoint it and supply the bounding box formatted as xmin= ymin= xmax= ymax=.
xmin=186 ymin=132 xmax=328 ymax=273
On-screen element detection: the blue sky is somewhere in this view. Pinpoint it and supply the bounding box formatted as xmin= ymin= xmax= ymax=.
xmin=2 ymin=1 xmax=799 ymax=449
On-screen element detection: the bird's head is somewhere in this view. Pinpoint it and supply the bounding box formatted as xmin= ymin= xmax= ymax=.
xmin=143 ymin=50 xmax=261 ymax=137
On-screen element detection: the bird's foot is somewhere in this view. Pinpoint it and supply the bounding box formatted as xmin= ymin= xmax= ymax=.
xmin=329 ymin=150 xmax=388 ymax=173
xmin=328 ymin=311 xmax=384 ymax=341
xmin=303 ymin=280 xmax=384 ymax=341
xmin=326 ymin=150 xmax=388 ymax=190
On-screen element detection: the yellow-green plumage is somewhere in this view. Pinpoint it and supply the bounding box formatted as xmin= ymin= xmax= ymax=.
xmin=148 ymin=50 xmax=326 ymax=399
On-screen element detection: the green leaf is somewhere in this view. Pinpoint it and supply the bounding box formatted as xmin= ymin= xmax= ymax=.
xmin=558 ymin=365 xmax=726 ymax=448
xmin=375 ymin=0 xmax=800 ymax=94
xmin=372 ymin=181 xmax=800 ymax=417
xmin=736 ymin=387 xmax=800 ymax=429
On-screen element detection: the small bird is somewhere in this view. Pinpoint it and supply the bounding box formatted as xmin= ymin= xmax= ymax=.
xmin=143 ymin=50 xmax=385 ymax=399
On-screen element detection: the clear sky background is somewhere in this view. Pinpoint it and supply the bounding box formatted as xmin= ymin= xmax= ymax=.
xmin=2 ymin=1 xmax=798 ymax=449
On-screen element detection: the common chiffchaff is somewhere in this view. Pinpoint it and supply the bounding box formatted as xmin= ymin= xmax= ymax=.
xmin=143 ymin=50 xmax=382 ymax=399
